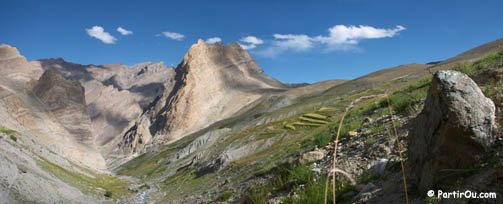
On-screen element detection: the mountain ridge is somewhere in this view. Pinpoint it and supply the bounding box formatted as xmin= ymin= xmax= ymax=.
xmin=0 ymin=38 xmax=502 ymax=203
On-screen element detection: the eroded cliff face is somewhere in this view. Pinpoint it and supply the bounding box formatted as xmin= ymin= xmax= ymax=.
xmin=119 ymin=40 xmax=287 ymax=153
xmin=36 ymin=59 xmax=176 ymax=148
xmin=0 ymin=43 xmax=179 ymax=170
xmin=33 ymin=69 xmax=93 ymax=143
xmin=0 ymin=45 xmax=106 ymax=170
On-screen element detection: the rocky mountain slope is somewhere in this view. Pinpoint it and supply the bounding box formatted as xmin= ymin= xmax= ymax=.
xmin=1 ymin=38 xmax=502 ymax=204
xmin=116 ymin=39 xmax=503 ymax=204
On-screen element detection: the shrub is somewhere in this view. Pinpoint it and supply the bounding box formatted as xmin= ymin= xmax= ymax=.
xmin=454 ymin=62 xmax=475 ymax=75
xmin=313 ymin=129 xmax=332 ymax=147
xmin=9 ymin=135 xmax=17 ymax=142
xmin=139 ymin=184 xmax=150 ymax=189
xmin=454 ymin=51 xmax=503 ymax=76
xmin=104 ymin=191 xmax=113 ymax=198
xmin=218 ymin=191 xmax=233 ymax=201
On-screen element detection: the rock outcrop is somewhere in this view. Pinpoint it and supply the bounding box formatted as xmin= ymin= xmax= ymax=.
xmin=408 ymin=70 xmax=496 ymax=193
xmin=0 ymin=44 xmax=43 ymax=84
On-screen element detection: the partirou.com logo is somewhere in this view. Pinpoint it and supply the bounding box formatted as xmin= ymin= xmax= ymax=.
xmin=427 ymin=189 xmax=497 ymax=199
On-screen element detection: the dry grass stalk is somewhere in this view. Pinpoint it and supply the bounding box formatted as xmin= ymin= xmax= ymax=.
xmin=386 ymin=93 xmax=409 ymax=204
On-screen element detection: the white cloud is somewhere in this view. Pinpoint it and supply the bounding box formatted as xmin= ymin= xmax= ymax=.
xmin=162 ymin=31 xmax=185 ymax=41
xmin=257 ymin=25 xmax=405 ymax=57
xmin=315 ymin=25 xmax=405 ymax=49
xmin=238 ymin=43 xmax=257 ymax=50
xmin=117 ymin=27 xmax=133 ymax=35
xmin=273 ymin=34 xmax=313 ymax=51
xmin=240 ymin=36 xmax=264 ymax=45
xmin=86 ymin=26 xmax=117 ymax=44
xmin=238 ymin=36 xmax=264 ymax=50
xmin=205 ymin=37 xmax=222 ymax=44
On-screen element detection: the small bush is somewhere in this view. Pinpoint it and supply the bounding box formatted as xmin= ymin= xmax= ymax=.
xmin=365 ymin=136 xmax=376 ymax=145
xmin=218 ymin=191 xmax=233 ymax=202
xmin=380 ymin=77 xmax=431 ymax=115
xmin=139 ymin=184 xmax=150 ymax=189
xmin=313 ymin=129 xmax=332 ymax=147
xmin=484 ymin=79 xmax=503 ymax=98
xmin=454 ymin=62 xmax=475 ymax=75
xmin=104 ymin=191 xmax=113 ymax=198
xmin=9 ymin=135 xmax=17 ymax=142
xmin=454 ymin=51 xmax=503 ymax=76
xmin=283 ymin=177 xmax=330 ymax=204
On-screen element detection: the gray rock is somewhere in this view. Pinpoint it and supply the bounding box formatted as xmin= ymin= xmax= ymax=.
xmin=299 ymin=149 xmax=327 ymax=164
xmin=408 ymin=70 xmax=496 ymax=193
xmin=357 ymin=182 xmax=377 ymax=193
xmin=368 ymin=158 xmax=388 ymax=175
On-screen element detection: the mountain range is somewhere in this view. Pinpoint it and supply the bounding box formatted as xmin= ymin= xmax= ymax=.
xmin=0 ymin=38 xmax=502 ymax=203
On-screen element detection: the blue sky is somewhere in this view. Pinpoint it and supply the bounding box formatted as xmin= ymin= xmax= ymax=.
xmin=1 ymin=0 xmax=502 ymax=83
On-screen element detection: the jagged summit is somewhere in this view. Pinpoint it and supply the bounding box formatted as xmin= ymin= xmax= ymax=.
xmin=178 ymin=39 xmax=285 ymax=89
xmin=152 ymin=40 xmax=286 ymax=142
xmin=0 ymin=44 xmax=25 ymax=61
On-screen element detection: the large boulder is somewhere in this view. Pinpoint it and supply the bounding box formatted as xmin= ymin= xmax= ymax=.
xmin=408 ymin=70 xmax=496 ymax=193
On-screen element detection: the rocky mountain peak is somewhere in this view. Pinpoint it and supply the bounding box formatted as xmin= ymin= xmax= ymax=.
xmin=178 ymin=40 xmax=282 ymax=88
xmin=0 ymin=44 xmax=24 ymax=61
xmin=143 ymin=40 xmax=286 ymax=144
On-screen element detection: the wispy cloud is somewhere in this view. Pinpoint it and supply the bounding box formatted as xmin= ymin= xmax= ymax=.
xmin=117 ymin=27 xmax=133 ymax=35
xmin=257 ymin=34 xmax=313 ymax=57
xmin=238 ymin=36 xmax=264 ymax=50
xmin=315 ymin=25 xmax=405 ymax=50
xmin=86 ymin=26 xmax=117 ymax=44
xmin=162 ymin=31 xmax=185 ymax=41
xmin=205 ymin=37 xmax=222 ymax=44
xmin=257 ymin=25 xmax=405 ymax=57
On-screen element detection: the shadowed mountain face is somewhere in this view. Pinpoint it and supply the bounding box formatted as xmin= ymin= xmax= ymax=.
xmin=33 ymin=69 xmax=92 ymax=143
xmin=36 ymin=58 xmax=176 ymax=148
